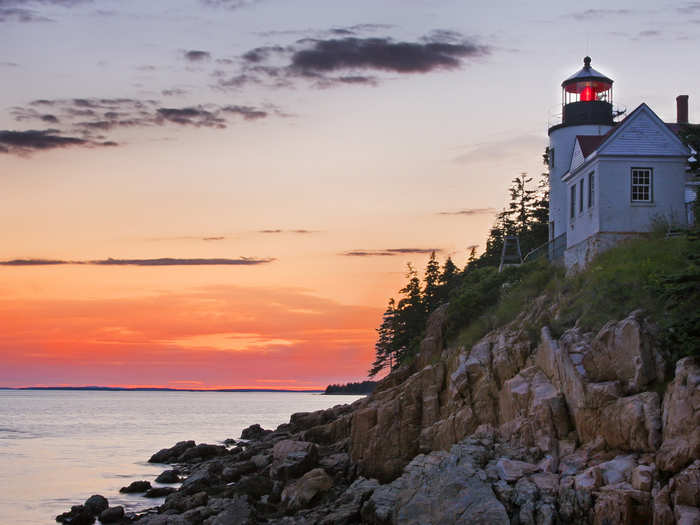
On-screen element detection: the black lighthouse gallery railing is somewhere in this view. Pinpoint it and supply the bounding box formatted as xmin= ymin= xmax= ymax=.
xmin=522 ymin=233 xmax=567 ymax=264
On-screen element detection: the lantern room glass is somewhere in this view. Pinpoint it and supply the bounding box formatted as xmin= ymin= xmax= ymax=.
xmin=563 ymin=81 xmax=612 ymax=105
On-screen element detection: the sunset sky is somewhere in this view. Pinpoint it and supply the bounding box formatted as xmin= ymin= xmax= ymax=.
xmin=2 ymin=0 xmax=698 ymax=389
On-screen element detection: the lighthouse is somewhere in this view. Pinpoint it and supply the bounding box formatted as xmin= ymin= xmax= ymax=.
xmin=548 ymin=56 xmax=615 ymax=244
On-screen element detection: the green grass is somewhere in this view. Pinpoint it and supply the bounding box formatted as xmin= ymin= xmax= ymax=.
xmin=448 ymin=233 xmax=699 ymax=361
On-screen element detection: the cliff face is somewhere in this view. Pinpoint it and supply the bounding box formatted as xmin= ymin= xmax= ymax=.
xmin=106 ymin=298 xmax=698 ymax=525
xmin=323 ymin=302 xmax=698 ymax=523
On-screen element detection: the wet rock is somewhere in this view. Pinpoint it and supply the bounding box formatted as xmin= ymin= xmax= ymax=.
xmin=178 ymin=443 xmax=227 ymax=462
xmin=221 ymin=460 xmax=256 ymax=483
xmin=120 ymin=480 xmax=152 ymax=493
xmin=203 ymin=495 xmax=252 ymax=525
xmin=149 ymin=440 xmax=195 ymax=463
xmin=240 ymin=423 xmax=272 ymax=440
xmin=162 ymin=490 xmax=208 ymax=513
xmin=319 ymin=477 xmax=379 ymax=525
xmin=56 ymin=505 xmax=95 ymax=524
xmin=232 ymin=474 xmax=273 ymax=500
xmin=281 ymin=468 xmax=333 ymax=511
xmin=83 ymin=495 xmax=108 ymax=516
xmin=155 ymin=469 xmax=181 ymax=483
xmin=98 ymin=506 xmax=124 ymax=524
xmin=270 ymin=441 xmax=319 ymax=481
xmin=145 ymin=487 xmax=177 ymax=498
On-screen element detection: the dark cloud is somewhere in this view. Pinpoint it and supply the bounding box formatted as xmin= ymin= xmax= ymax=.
xmin=90 ymin=257 xmax=273 ymax=266
xmin=258 ymin=229 xmax=316 ymax=234
xmin=341 ymin=248 xmax=441 ymax=257
xmin=637 ymin=30 xmax=661 ymax=38
xmin=568 ymin=8 xmax=632 ymax=19
xmin=6 ymin=97 xmax=271 ymax=154
xmin=0 ymin=61 xmax=19 ymax=67
xmin=162 ymin=88 xmax=189 ymax=97
xmin=200 ymin=0 xmax=262 ymax=9
xmin=0 ymin=259 xmax=69 ymax=266
xmin=221 ymin=32 xmax=490 ymax=90
xmin=0 ymin=7 xmax=52 ymax=22
xmin=156 ymin=107 xmax=226 ymax=128
xmin=221 ymin=105 xmax=267 ymax=120
xmin=437 ymin=208 xmax=497 ymax=216
xmin=289 ymin=37 xmax=488 ymax=74
xmin=0 ymin=257 xmax=274 ymax=266
xmin=202 ymin=236 xmax=225 ymax=241
xmin=184 ymin=50 xmax=211 ymax=62
xmin=0 ymin=129 xmax=113 ymax=155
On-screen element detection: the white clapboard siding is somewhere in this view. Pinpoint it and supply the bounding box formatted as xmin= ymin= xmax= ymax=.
xmin=599 ymin=105 xmax=689 ymax=157
xmin=570 ymin=139 xmax=585 ymax=172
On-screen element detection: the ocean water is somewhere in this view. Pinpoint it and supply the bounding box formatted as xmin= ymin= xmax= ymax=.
xmin=0 ymin=390 xmax=363 ymax=524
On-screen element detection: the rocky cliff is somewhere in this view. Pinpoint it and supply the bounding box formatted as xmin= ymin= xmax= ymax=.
xmin=57 ymin=301 xmax=700 ymax=524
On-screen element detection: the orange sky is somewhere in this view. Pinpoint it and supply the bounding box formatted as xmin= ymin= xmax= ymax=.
xmin=2 ymin=0 xmax=697 ymax=388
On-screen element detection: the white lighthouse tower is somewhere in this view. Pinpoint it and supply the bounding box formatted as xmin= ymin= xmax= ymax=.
xmin=548 ymin=57 xmax=615 ymax=243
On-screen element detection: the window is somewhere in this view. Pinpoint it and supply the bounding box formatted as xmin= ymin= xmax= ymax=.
xmin=548 ymin=148 xmax=555 ymax=169
xmin=631 ymin=168 xmax=653 ymax=202
xmin=579 ymin=179 xmax=584 ymax=212
xmin=570 ymin=185 xmax=576 ymax=219
xmin=588 ymin=172 xmax=594 ymax=208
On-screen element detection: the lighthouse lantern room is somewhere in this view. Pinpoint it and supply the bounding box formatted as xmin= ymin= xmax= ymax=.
xmin=561 ymin=56 xmax=613 ymax=126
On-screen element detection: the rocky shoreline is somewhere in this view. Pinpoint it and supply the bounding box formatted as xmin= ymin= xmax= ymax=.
xmin=56 ymin=306 xmax=700 ymax=524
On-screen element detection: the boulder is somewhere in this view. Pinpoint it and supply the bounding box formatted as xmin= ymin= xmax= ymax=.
xmin=55 ymin=505 xmax=95 ymax=524
xmin=120 ymin=480 xmax=152 ymax=493
xmin=149 ymin=440 xmax=196 ymax=463
xmin=657 ymin=357 xmax=700 ymax=473
xmin=83 ymin=495 xmax=108 ymax=516
xmin=162 ymin=490 xmax=208 ymax=513
xmin=155 ymin=469 xmax=181 ymax=483
xmin=203 ymin=495 xmax=252 ymax=525
xmin=240 ymin=423 xmax=272 ymax=440
xmin=319 ymin=477 xmax=379 ymax=525
xmin=98 ymin=506 xmax=124 ymax=524
xmin=144 ymin=487 xmax=177 ymax=498
xmin=495 ymin=458 xmax=538 ymax=482
xmin=281 ymin=468 xmax=333 ymax=511
xmin=362 ymin=444 xmax=509 ymax=525
xmin=178 ymin=443 xmax=227 ymax=462
xmin=631 ymin=464 xmax=654 ymax=491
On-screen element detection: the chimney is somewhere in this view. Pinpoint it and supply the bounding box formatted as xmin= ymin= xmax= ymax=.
xmin=677 ymin=95 xmax=689 ymax=124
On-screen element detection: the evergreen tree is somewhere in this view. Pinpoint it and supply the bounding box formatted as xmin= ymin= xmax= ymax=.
xmin=393 ymin=264 xmax=426 ymax=362
xmin=369 ymin=298 xmax=397 ymax=377
xmin=437 ymin=256 xmax=459 ymax=303
xmin=507 ymin=173 xmax=537 ymax=233
xmin=423 ymin=251 xmax=441 ymax=313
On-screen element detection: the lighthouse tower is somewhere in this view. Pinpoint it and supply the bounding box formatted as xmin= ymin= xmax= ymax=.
xmin=548 ymin=56 xmax=614 ymax=242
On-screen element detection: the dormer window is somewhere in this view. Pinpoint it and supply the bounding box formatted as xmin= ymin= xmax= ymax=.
xmin=631 ymin=168 xmax=653 ymax=202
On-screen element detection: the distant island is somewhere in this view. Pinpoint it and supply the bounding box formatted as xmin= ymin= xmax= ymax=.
xmin=0 ymin=386 xmax=324 ymax=393
xmin=324 ymin=380 xmax=376 ymax=395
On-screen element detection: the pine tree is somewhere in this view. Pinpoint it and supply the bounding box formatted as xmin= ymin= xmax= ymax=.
xmin=393 ymin=264 xmax=426 ymax=362
xmin=507 ymin=173 xmax=537 ymax=233
xmin=438 ymin=256 xmax=459 ymax=302
xmin=423 ymin=251 xmax=441 ymax=313
xmin=369 ymin=298 xmax=397 ymax=377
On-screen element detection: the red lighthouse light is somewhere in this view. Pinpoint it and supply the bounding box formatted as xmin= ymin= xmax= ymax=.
xmin=580 ymin=85 xmax=595 ymax=102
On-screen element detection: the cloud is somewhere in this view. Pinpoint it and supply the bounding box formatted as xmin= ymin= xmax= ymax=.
xmin=6 ymin=97 xmax=271 ymax=154
xmin=219 ymin=32 xmax=490 ymax=90
xmin=568 ymin=8 xmax=633 ymax=19
xmin=258 ymin=229 xmax=316 ymax=234
xmin=0 ymin=61 xmax=19 ymax=67
xmin=156 ymin=107 xmax=226 ymax=128
xmin=184 ymin=50 xmax=211 ymax=62
xmin=0 ymin=129 xmax=114 ymax=155
xmin=0 ymin=7 xmax=52 ymax=22
xmin=161 ymin=88 xmax=189 ymax=97
xmin=200 ymin=0 xmax=262 ymax=9
xmin=341 ymin=248 xmax=441 ymax=257
xmin=437 ymin=208 xmax=497 ymax=216
xmin=677 ymin=2 xmax=700 ymax=14
xmin=289 ymin=37 xmax=488 ymax=75
xmin=0 ymin=257 xmax=275 ymax=266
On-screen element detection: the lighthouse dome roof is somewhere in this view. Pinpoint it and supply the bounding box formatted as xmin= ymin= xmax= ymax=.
xmin=562 ymin=56 xmax=613 ymax=88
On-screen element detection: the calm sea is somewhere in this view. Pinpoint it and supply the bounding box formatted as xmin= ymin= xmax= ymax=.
xmin=0 ymin=390 xmax=363 ymax=524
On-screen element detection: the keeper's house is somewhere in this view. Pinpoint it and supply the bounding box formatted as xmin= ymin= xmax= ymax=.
xmin=547 ymin=57 xmax=697 ymax=269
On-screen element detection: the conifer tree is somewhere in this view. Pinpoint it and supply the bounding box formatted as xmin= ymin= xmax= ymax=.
xmin=438 ymin=256 xmax=459 ymax=302
xmin=423 ymin=251 xmax=441 ymax=314
xmin=369 ymin=298 xmax=397 ymax=377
